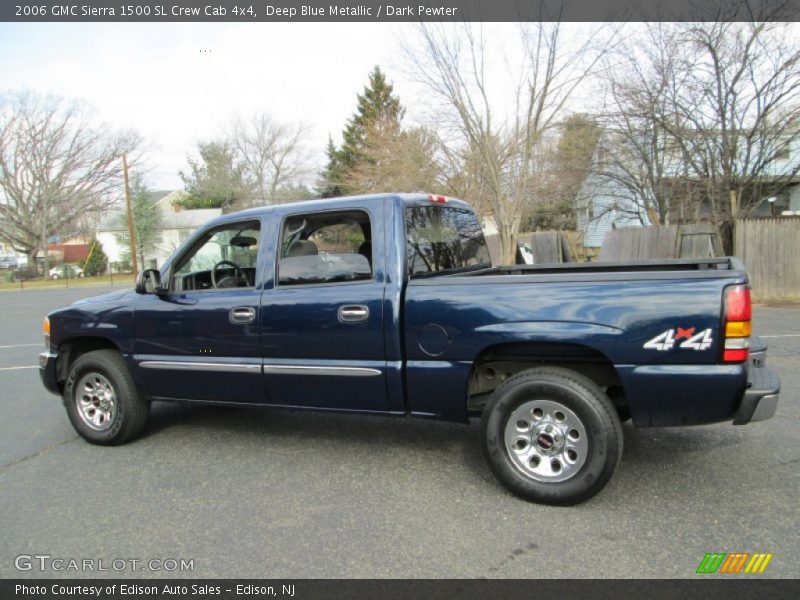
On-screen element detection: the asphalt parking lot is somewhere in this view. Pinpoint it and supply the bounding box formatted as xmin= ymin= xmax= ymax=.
xmin=0 ymin=285 xmax=797 ymax=579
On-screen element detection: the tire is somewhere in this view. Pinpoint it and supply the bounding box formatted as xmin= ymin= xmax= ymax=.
xmin=63 ymin=349 xmax=149 ymax=445
xmin=481 ymin=367 xmax=623 ymax=505
xmin=606 ymin=385 xmax=632 ymax=423
xmin=51 ymin=274 xmax=59 ymax=280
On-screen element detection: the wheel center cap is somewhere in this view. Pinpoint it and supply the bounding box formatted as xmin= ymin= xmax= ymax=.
xmin=536 ymin=433 xmax=555 ymax=450
xmin=531 ymin=421 xmax=565 ymax=454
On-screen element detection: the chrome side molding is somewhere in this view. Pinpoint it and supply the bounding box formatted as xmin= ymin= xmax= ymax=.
xmin=138 ymin=360 xmax=382 ymax=377
xmin=262 ymin=365 xmax=381 ymax=377
xmin=139 ymin=361 xmax=261 ymax=374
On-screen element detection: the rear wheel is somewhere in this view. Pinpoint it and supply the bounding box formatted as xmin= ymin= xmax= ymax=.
xmin=63 ymin=350 xmax=149 ymax=445
xmin=481 ymin=367 xmax=623 ymax=505
xmin=606 ymin=385 xmax=631 ymax=423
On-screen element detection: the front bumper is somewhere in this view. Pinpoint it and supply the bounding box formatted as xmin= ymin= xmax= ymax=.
xmin=732 ymin=363 xmax=781 ymax=425
xmin=39 ymin=351 xmax=60 ymax=395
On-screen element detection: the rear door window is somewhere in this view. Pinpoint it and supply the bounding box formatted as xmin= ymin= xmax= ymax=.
xmin=277 ymin=210 xmax=373 ymax=286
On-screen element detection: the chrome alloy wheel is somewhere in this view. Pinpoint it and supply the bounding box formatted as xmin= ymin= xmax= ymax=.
xmin=75 ymin=372 xmax=117 ymax=431
xmin=503 ymin=399 xmax=589 ymax=483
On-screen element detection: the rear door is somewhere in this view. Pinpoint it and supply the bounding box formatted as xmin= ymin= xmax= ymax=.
xmin=259 ymin=203 xmax=391 ymax=412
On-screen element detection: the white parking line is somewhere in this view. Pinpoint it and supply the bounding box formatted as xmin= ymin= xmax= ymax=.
xmin=0 ymin=365 xmax=37 ymax=371
xmin=0 ymin=343 xmax=41 ymax=349
xmin=760 ymin=334 xmax=800 ymax=338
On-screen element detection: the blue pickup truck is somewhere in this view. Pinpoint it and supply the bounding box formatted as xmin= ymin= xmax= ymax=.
xmin=39 ymin=193 xmax=781 ymax=504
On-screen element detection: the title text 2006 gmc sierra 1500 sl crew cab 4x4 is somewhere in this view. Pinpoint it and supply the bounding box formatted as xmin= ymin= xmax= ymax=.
xmin=39 ymin=193 xmax=781 ymax=504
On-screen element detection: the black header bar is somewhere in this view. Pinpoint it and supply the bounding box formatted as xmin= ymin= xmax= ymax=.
xmin=3 ymin=579 xmax=800 ymax=600
xmin=3 ymin=0 xmax=800 ymax=22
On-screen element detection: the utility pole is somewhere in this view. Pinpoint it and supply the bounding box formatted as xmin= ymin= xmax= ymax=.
xmin=123 ymin=153 xmax=139 ymax=277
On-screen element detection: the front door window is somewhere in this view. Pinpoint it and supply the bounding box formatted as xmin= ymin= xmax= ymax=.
xmin=172 ymin=221 xmax=261 ymax=291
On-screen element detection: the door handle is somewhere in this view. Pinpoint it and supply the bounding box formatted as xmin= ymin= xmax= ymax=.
xmin=338 ymin=305 xmax=369 ymax=324
xmin=229 ymin=306 xmax=256 ymax=324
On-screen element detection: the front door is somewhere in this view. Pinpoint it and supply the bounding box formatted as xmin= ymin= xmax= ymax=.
xmin=133 ymin=218 xmax=267 ymax=404
xmin=260 ymin=206 xmax=390 ymax=412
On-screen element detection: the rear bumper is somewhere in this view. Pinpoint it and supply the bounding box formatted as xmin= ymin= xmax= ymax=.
xmin=38 ymin=351 xmax=60 ymax=395
xmin=618 ymin=336 xmax=780 ymax=427
xmin=733 ymin=364 xmax=781 ymax=425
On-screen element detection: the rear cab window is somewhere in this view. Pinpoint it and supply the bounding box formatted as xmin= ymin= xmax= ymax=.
xmin=405 ymin=205 xmax=491 ymax=277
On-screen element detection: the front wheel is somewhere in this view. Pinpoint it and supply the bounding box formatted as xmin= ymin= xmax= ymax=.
xmin=481 ymin=367 xmax=623 ymax=505
xmin=63 ymin=349 xmax=149 ymax=445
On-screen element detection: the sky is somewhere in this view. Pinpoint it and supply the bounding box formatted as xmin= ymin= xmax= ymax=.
xmin=0 ymin=21 xmax=644 ymax=193
xmin=0 ymin=22 xmax=429 ymax=189
xmin=3 ymin=21 xmax=799 ymax=194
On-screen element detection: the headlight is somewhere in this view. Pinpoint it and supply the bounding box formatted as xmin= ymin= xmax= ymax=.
xmin=43 ymin=316 xmax=50 ymax=351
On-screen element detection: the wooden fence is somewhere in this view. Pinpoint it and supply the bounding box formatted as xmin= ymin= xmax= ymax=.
xmin=734 ymin=217 xmax=800 ymax=299
xmin=485 ymin=231 xmax=584 ymax=265
xmin=599 ymin=224 xmax=721 ymax=261
xmin=487 ymin=218 xmax=799 ymax=298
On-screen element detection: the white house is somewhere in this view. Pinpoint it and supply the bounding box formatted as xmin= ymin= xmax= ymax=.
xmin=96 ymin=191 xmax=221 ymax=270
xmin=576 ymin=131 xmax=800 ymax=250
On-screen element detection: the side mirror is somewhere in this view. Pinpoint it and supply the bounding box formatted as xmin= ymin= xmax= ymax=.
xmin=135 ymin=269 xmax=164 ymax=294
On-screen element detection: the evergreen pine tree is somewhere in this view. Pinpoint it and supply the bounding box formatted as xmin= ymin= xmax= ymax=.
xmin=178 ymin=141 xmax=253 ymax=210
xmin=319 ymin=66 xmax=404 ymax=197
xmin=318 ymin=138 xmax=344 ymax=198
xmin=83 ymin=240 xmax=108 ymax=276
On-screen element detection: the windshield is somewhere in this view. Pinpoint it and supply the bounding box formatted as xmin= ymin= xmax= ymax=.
xmin=405 ymin=205 xmax=491 ymax=278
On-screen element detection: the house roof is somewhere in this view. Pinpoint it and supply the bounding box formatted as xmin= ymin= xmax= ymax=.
xmin=162 ymin=208 xmax=221 ymax=229
xmin=153 ymin=190 xmax=188 ymax=211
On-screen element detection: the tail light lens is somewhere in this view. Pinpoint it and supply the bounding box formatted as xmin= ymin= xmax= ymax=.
xmin=723 ymin=285 xmax=751 ymax=363
xmin=43 ymin=316 xmax=51 ymax=352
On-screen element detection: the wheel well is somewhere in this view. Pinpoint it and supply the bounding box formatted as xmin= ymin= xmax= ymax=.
xmin=56 ymin=337 xmax=120 ymax=387
xmin=467 ymin=342 xmax=624 ymax=415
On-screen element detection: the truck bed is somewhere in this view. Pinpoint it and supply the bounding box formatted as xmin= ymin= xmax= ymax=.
xmin=475 ymin=257 xmax=742 ymax=276
xmin=411 ymin=257 xmax=748 ymax=285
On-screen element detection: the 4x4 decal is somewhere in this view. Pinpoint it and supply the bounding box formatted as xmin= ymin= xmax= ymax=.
xmin=643 ymin=327 xmax=713 ymax=351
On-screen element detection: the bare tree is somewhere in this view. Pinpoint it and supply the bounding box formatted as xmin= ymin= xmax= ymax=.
xmin=226 ymin=112 xmax=313 ymax=206
xmin=437 ymin=136 xmax=494 ymax=218
xmin=671 ymin=19 xmax=800 ymax=249
xmin=590 ymin=24 xmax=686 ymax=227
xmin=519 ymin=117 xmax=601 ymax=232
xmin=405 ymin=22 xmax=615 ymax=263
xmin=0 ymin=90 xmax=141 ymax=273
xmin=597 ymin=17 xmax=800 ymax=251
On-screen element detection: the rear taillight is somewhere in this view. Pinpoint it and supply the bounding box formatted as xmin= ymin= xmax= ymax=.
xmin=723 ymin=285 xmax=751 ymax=363
xmin=43 ymin=316 xmax=50 ymax=352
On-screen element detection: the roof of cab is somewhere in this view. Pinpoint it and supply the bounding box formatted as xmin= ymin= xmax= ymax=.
xmin=206 ymin=193 xmax=474 ymax=227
